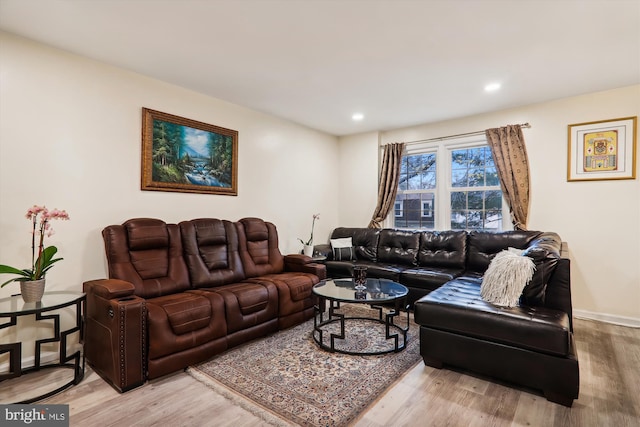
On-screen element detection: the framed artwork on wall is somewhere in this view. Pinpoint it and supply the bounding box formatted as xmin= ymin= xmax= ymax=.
xmin=567 ymin=116 xmax=637 ymax=181
xmin=141 ymin=108 xmax=238 ymax=195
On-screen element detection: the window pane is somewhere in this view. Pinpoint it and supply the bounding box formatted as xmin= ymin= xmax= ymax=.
xmin=484 ymin=210 xmax=502 ymax=229
xmin=421 ymin=172 xmax=436 ymax=189
xmin=451 ymin=210 xmax=467 ymax=230
xmin=467 ymin=210 xmax=483 ymax=229
xmin=470 ymin=147 xmax=485 ymax=167
xmin=485 ymin=190 xmax=502 ymax=209
xmin=485 ymin=150 xmax=495 ymax=167
xmin=467 ymin=191 xmax=483 ymax=209
xmin=468 ymin=170 xmax=485 ymax=187
xmin=451 ymin=169 xmax=467 ymax=187
xmin=485 ymin=167 xmax=499 ymax=186
xmin=451 ymin=191 xmax=466 ymax=209
xmin=398 ymin=177 xmax=408 ymax=191
xmin=407 ymin=174 xmax=421 ymax=190
xmin=451 ymin=149 xmax=468 ymax=165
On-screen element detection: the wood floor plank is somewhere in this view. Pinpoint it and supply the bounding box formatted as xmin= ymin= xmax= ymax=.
xmin=26 ymin=318 xmax=640 ymax=426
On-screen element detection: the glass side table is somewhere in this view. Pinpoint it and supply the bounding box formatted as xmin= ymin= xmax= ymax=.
xmin=0 ymin=291 xmax=85 ymax=403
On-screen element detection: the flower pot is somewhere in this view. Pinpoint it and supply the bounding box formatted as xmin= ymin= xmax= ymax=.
xmin=20 ymin=278 xmax=45 ymax=303
xmin=303 ymin=244 xmax=314 ymax=257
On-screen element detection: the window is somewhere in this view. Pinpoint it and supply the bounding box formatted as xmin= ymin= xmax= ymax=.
xmin=392 ymin=137 xmax=509 ymax=231
xmin=395 ymin=152 xmax=436 ymax=229
xmin=394 ymin=201 xmax=403 ymax=217
xmin=421 ymin=200 xmax=433 ymax=218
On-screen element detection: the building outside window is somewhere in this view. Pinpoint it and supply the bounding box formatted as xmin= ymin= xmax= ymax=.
xmin=392 ymin=136 xmax=510 ymax=231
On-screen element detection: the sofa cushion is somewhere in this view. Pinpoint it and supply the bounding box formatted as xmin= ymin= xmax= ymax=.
xmin=146 ymin=290 xmax=227 ymax=360
xmin=414 ymin=277 xmax=571 ymax=357
xmin=103 ymin=219 xmax=191 ymax=299
xmin=180 ymin=218 xmax=245 ymax=288
xmin=236 ymin=218 xmax=285 ymax=277
xmin=324 ymin=260 xmax=354 ymax=278
xmin=126 ymin=219 xmax=169 ymax=251
xmin=212 ymin=281 xmax=279 ymax=334
xmin=151 ymin=292 xmax=212 ymax=335
xmin=417 ymin=230 xmax=467 ymax=269
xmin=359 ymin=262 xmax=404 ymax=282
xmin=248 ymin=272 xmax=318 ymax=329
xmin=466 ymin=230 xmax=542 ymax=273
xmin=377 ymin=229 xmax=420 ymax=266
xmin=400 ymin=266 xmax=464 ymax=291
xmin=252 ymin=273 xmax=314 ymax=302
xmin=329 ymin=228 xmax=380 ymax=262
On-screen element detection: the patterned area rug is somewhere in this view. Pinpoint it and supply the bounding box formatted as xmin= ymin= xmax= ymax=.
xmin=187 ymin=303 xmax=421 ymax=426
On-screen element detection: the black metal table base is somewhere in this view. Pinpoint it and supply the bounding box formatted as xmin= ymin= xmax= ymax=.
xmin=0 ymin=293 xmax=85 ymax=404
xmin=313 ymin=299 xmax=409 ymax=355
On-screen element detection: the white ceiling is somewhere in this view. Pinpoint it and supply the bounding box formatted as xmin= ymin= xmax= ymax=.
xmin=1 ymin=0 xmax=639 ymax=136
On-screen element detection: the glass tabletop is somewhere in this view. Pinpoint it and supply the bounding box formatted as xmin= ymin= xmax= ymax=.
xmin=0 ymin=291 xmax=85 ymax=316
xmin=313 ymin=278 xmax=408 ymax=303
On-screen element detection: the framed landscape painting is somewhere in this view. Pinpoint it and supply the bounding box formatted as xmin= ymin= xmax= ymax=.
xmin=567 ymin=116 xmax=637 ymax=181
xmin=141 ymin=108 xmax=238 ymax=195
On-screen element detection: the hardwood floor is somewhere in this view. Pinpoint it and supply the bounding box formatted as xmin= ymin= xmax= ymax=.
xmin=38 ymin=318 xmax=640 ymax=426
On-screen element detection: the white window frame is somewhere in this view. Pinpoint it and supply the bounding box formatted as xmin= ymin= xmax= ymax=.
xmin=386 ymin=135 xmax=512 ymax=231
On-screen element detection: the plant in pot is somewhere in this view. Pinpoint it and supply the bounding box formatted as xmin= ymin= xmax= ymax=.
xmin=0 ymin=205 xmax=70 ymax=303
xmin=298 ymin=213 xmax=320 ymax=257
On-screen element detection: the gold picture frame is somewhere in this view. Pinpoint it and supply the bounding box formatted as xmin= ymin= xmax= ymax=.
xmin=567 ymin=116 xmax=637 ymax=181
xmin=141 ymin=108 xmax=238 ymax=195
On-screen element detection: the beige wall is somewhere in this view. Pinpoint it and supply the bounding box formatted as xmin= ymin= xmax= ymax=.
xmin=0 ymin=32 xmax=340 ymax=303
xmin=336 ymin=131 xmax=381 ymax=226
xmin=338 ymin=85 xmax=640 ymax=323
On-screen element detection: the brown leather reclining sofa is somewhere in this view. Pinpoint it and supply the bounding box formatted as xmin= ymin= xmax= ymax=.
xmin=83 ymin=217 xmax=325 ymax=392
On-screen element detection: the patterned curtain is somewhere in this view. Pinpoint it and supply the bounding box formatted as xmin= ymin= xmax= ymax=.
xmin=368 ymin=142 xmax=405 ymax=229
xmin=485 ymin=125 xmax=530 ymax=230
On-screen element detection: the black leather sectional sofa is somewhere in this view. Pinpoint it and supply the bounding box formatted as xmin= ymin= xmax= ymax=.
xmin=315 ymin=227 xmax=579 ymax=406
xmin=316 ymin=227 xmax=559 ymax=307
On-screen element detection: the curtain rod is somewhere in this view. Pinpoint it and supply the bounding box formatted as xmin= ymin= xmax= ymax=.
xmin=392 ymin=122 xmax=531 ymax=146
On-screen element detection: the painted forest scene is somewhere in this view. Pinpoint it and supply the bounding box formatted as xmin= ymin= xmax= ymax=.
xmin=151 ymin=118 xmax=234 ymax=188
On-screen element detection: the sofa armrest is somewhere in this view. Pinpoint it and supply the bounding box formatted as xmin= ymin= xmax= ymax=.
xmin=82 ymin=278 xmax=147 ymax=392
xmin=84 ymin=278 xmax=135 ymax=300
xmin=521 ymin=232 xmax=562 ymax=306
xmin=284 ymin=254 xmax=327 ymax=280
xmin=523 ymin=232 xmax=562 ymax=260
xmin=544 ymin=257 xmax=573 ymax=330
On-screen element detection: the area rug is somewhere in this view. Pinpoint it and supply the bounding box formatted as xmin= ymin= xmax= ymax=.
xmin=186 ymin=304 xmax=421 ymax=427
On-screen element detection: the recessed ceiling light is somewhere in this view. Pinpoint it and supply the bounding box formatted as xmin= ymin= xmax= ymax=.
xmin=484 ymin=83 xmax=501 ymax=92
xmin=352 ymin=113 xmax=364 ymax=121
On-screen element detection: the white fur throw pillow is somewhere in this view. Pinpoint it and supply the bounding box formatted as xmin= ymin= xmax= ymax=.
xmin=480 ymin=248 xmax=535 ymax=307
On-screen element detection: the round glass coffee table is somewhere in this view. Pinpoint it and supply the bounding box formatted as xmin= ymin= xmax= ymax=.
xmin=312 ymin=278 xmax=409 ymax=355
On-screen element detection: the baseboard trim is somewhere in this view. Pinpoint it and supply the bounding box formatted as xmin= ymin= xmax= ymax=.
xmin=574 ymin=309 xmax=640 ymax=328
